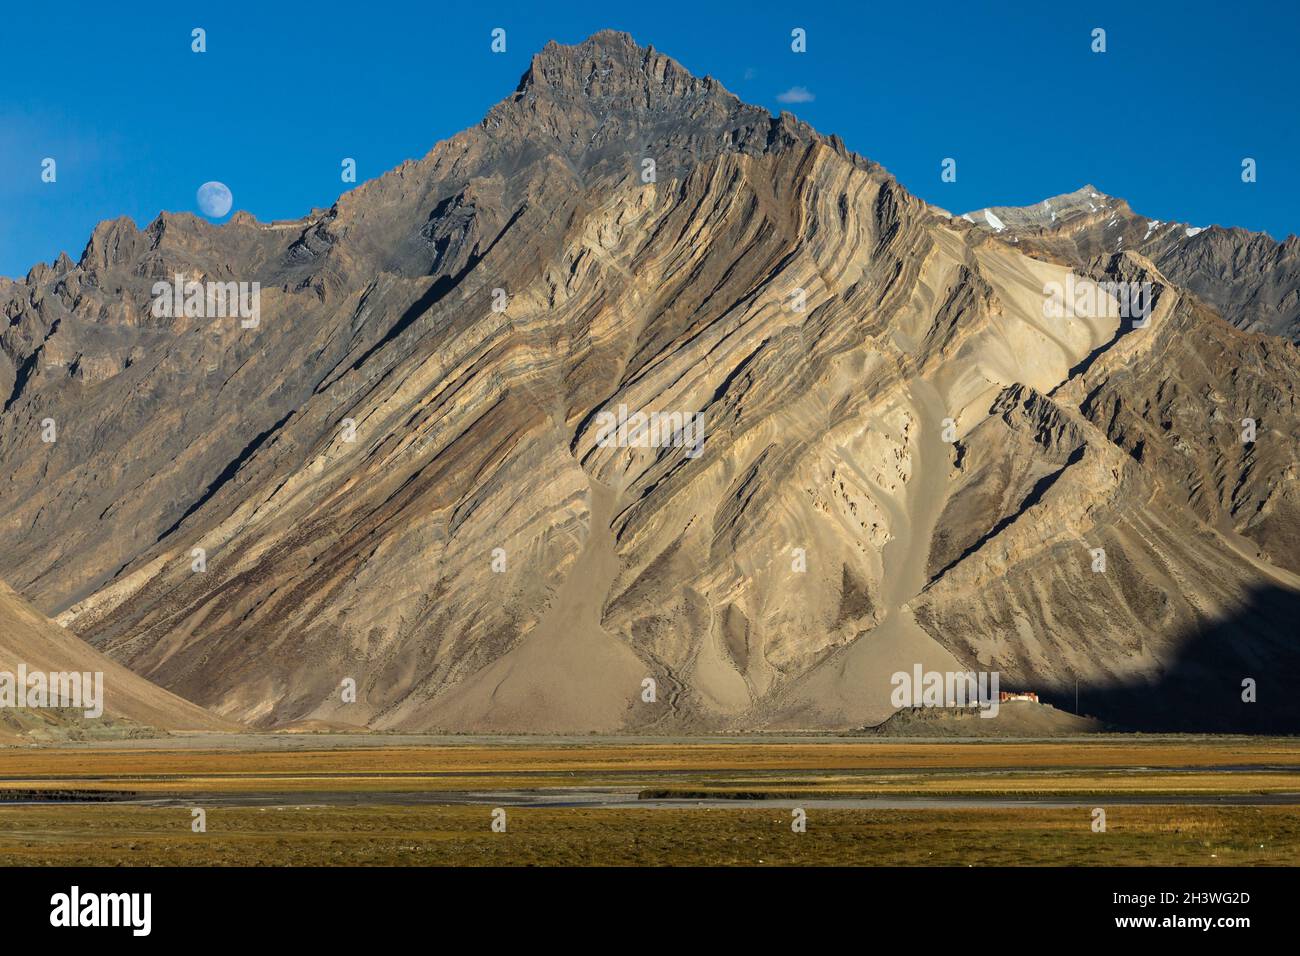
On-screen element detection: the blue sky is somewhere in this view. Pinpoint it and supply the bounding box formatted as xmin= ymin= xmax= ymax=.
xmin=2 ymin=0 xmax=1296 ymax=277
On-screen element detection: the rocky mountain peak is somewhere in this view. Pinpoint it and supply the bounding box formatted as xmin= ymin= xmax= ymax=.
xmin=477 ymin=31 xmax=797 ymax=175
xmin=960 ymin=182 xmax=1300 ymax=342
xmin=962 ymin=184 xmax=1128 ymax=233
xmin=78 ymin=216 xmax=143 ymax=271
xmin=517 ymin=30 xmax=724 ymax=109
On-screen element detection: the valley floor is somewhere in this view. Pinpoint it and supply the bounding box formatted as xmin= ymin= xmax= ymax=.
xmin=1 ymin=735 xmax=1297 ymax=866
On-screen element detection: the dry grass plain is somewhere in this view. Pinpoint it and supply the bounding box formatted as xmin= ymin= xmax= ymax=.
xmin=0 ymin=805 xmax=1296 ymax=866
xmin=2 ymin=736 xmax=1298 ymax=865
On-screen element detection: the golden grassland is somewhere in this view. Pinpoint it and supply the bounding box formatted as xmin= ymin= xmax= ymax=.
xmin=0 ymin=770 xmax=1297 ymax=798
xmin=2 ymin=738 xmax=1299 ymax=865
xmin=0 ymin=805 xmax=1296 ymax=866
xmin=4 ymin=737 xmax=1300 ymax=777
xmin=2 ymin=738 xmax=1299 ymax=796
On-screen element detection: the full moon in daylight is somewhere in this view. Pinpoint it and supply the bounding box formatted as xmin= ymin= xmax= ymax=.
xmin=196 ymin=181 xmax=233 ymax=218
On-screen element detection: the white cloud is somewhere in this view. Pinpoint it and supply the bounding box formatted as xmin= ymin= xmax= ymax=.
xmin=776 ymin=86 xmax=814 ymax=104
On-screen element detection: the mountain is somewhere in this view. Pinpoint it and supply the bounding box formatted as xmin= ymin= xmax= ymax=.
xmin=962 ymin=185 xmax=1300 ymax=342
xmin=1 ymin=31 xmax=1298 ymax=732
xmin=0 ymin=578 xmax=233 ymax=741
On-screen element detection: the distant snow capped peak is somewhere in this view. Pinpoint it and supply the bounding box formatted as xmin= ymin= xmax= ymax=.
xmin=960 ymin=185 xmax=1123 ymax=234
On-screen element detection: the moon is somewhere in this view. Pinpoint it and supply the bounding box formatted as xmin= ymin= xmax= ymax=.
xmin=196 ymin=181 xmax=233 ymax=218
